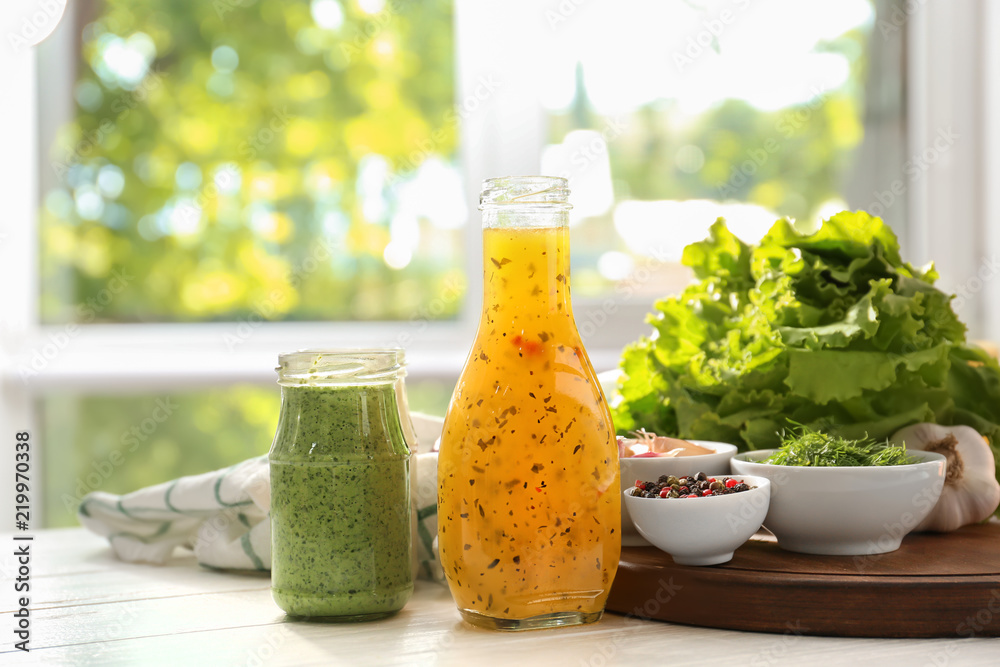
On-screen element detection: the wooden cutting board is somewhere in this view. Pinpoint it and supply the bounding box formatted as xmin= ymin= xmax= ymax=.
xmin=606 ymin=522 xmax=1000 ymax=637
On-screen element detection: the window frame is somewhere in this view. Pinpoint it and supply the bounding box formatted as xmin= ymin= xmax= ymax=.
xmin=906 ymin=1 xmax=996 ymax=341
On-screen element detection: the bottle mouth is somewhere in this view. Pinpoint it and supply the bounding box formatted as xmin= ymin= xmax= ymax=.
xmin=480 ymin=176 xmax=572 ymax=210
xmin=276 ymin=348 xmax=406 ymax=386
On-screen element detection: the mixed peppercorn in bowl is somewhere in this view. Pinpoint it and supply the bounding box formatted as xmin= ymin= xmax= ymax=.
xmin=630 ymin=472 xmax=756 ymax=499
xmin=623 ymin=473 xmax=771 ymax=566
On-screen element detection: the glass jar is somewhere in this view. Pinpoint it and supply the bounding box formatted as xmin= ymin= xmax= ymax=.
xmin=269 ymin=349 xmax=413 ymax=621
xmin=437 ymin=176 xmax=621 ymax=631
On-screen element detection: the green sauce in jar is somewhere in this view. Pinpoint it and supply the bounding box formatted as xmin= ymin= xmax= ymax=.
xmin=269 ymin=351 xmax=413 ymax=620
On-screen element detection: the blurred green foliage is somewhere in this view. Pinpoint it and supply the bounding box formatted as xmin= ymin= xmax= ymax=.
xmin=551 ymin=28 xmax=869 ymax=220
xmin=41 ymin=0 xmax=463 ymax=323
xmin=605 ymin=93 xmax=863 ymax=217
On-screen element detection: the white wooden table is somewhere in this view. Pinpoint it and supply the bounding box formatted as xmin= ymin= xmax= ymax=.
xmin=3 ymin=529 xmax=999 ymax=666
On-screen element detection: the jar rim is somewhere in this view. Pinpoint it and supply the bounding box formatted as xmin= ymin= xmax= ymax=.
xmin=276 ymin=348 xmax=406 ymax=386
xmin=480 ymin=175 xmax=572 ymax=210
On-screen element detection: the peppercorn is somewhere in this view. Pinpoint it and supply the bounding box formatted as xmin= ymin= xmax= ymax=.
xmin=630 ymin=473 xmax=756 ymax=499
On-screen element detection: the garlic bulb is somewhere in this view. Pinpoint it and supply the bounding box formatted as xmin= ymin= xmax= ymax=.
xmin=891 ymin=423 xmax=1000 ymax=532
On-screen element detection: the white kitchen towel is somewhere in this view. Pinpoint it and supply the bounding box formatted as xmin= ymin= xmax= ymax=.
xmin=78 ymin=456 xmax=272 ymax=570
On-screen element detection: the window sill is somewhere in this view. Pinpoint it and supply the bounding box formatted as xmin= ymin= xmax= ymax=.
xmin=2 ymin=321 xmax=626 ymax=393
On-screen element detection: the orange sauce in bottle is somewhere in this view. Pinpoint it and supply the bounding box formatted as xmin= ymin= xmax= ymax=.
xmin=438 ymin=191 xmax=620 ymax=630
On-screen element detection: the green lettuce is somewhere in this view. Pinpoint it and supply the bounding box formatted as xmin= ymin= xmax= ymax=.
xmin=613 ymin=211 xmax=1000 ymax=487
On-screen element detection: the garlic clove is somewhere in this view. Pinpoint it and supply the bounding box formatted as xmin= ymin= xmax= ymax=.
xmin=891 ymin=423 xmax=1000 ymax=533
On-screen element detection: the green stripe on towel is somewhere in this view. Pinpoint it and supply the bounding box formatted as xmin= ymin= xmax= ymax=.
xmin=117 ymin=499 xmax=135 ymax=519
xmin=416 ymin=519 xmax=436 ymax=569
xmin=214 ymin=468 xmax=254 ymax=509
xmin=240 ymin=533 xmax=266 ymax=571
xmin=416 ymin=504 xmax=438 ymax=579
xmin=164 ymin=480 xmax=182 ymax=513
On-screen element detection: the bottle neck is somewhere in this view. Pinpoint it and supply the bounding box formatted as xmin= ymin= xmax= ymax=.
xmin=480 ymin=209 xmax=573 ymax=317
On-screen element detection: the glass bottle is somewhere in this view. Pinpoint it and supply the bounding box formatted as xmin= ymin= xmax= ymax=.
xmin=269 ymin=349 xmax=413 ymax=621
xmin=437 ymin=176 xmax=621 ymax=631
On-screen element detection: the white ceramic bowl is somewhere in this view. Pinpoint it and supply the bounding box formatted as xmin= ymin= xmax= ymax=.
xmin=623 ymin=474 xmax=770 ymax=566
xmin=730 ymin=450 xmax=947 ymax=556
xmin=619 ymin=441 xmax=738 ymax=546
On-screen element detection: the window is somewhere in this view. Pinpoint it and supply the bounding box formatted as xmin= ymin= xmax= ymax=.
xmin=2 ymin=0 xmax=995 ymax=527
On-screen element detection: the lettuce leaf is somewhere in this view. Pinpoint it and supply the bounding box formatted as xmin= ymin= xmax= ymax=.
xmin=613 ymin=211 xmax=1000 ymax=492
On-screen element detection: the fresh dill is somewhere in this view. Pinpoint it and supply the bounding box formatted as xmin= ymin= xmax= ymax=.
xmin=764 ymin=424 xmax=918 ymax=467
